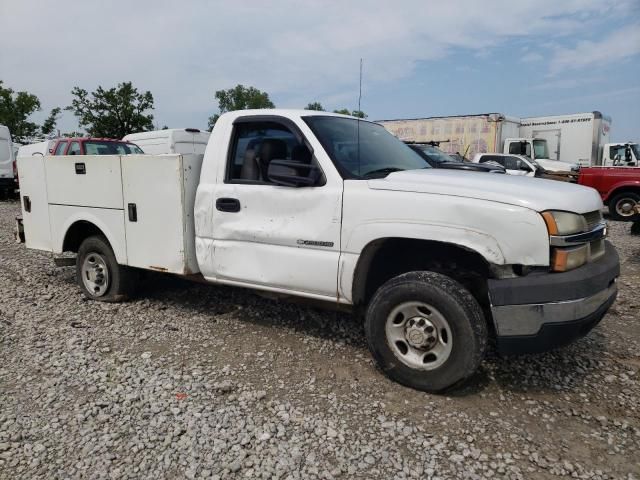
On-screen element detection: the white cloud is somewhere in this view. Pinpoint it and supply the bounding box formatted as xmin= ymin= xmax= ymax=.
xmin=549 ymin=23 xmax=640 ymax=75
xmin=0 ymin=0 xmax=637 ymax=131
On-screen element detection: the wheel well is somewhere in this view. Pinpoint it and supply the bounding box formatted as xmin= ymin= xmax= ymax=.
xmin=62 ymin=221 xmax=108 ymax=253
xmin=607 ymin=187 xmax=640 ymax=204
xmin=352 ymin=238 xmax=491 ymax=310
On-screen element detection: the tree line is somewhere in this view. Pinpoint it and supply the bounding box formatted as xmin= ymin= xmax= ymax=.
xmin=0 ymin=80 xmax=366 ymax=143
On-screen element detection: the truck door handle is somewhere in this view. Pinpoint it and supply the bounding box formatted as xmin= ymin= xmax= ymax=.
xmin=128 ymin=203 xmax=137 ymax=222
xmin=216 ymin=198 xmax=241 ymax=213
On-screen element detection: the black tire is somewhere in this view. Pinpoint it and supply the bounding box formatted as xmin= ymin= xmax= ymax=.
xmin=76 ymin=235 xmax=137 ymax=302
xmin=608 ymin=191 xmax=640 ymax=221
xmin=365 ymin=271 xmax=487 ymax=393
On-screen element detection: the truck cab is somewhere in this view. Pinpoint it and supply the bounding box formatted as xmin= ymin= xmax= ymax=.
xmin=503 ymin=137 xmax=578 ymax=173
xmin=602 ymin=142 xmax=639 ymax=167
xmin=50 ymin=138 xmax=144 ymax=156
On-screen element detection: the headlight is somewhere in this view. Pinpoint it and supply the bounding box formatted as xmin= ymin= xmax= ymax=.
xmin=541 ymin=211 xmax=587 ymax=235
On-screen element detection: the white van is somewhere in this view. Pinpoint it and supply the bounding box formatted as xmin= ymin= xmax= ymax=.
xmin=123 ymin=128 xmax=210 ymax=155
xmin=0 ymin=125 xmax=15 ymax=195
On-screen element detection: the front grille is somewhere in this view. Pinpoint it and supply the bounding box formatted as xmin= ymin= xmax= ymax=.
xmin=583 ymin=210 xmax=603 ymax=231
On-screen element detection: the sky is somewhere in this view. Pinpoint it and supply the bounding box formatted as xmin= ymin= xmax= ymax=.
xmin=1 ymin=0 xmax=639 ymax=141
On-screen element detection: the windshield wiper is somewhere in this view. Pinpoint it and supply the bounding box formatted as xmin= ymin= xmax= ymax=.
xmin=363 ymin=167 xmax=405 ymax=179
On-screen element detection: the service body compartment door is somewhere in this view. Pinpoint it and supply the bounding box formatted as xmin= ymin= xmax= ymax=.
xmin=17 ymin=155 xmax=52 ymax=251
xmin=44 ymin=155 xmax=123 ymax=209
xmin=121 ymin=154 xmax=202 ymax=274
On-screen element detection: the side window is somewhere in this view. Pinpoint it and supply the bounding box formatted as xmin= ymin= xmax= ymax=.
xmin=227 ymin=121 xmax=318 ymax=184
xmin=504 ymin=156 xmax=529 ymax=171
xmin=68 ymin=141 xmax=81 ymax=155
xmin=479 ymin=155 xmax=504 ymax=166
xmin=54 ymin=141 xmax=68 ymax=155
xmin=508 ymin=142 xmax=532 ymax=157
xmin=610 ymin=146 xmax=624 ymax=159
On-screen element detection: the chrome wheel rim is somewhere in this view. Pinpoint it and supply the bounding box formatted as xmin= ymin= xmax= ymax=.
xmin=385 ymin=301 xmax=453 ymax=370
xmin=615 ymin=198 xmax=637 ymax=217
xmin=81 ymin=253 xmax=110 ymax=297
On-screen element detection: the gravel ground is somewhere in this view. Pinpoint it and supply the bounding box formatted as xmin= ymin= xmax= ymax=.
xmin=1 ymin=199 xmax=639 ymax=480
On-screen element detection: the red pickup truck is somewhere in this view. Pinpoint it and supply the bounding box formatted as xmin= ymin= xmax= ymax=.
xmin=50 ymin=138 xmax=144 ymax=156
xmin=578 ymin=167 xmax=640 ymax=221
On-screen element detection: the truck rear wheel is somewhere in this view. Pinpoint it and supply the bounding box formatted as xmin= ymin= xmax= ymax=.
xmin=76 ymin=235 xmax=136 ymax=302
xmin=365 ymin=271 xmax=487 ymax=393
xmin=609 ymin=191 xmax=640 ymax=221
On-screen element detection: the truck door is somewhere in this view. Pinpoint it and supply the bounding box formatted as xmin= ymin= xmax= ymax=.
xmin=208 ymin=118 xmax=343 ymax=299
xmin=532 ymin=129 xmax=561 ymax=160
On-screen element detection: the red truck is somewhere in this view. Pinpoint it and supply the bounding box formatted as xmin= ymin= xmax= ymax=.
xmin=578 ymin=167 xmax=640 ymax=221
xmin=49 ymin=138 xmax=144 ymax=156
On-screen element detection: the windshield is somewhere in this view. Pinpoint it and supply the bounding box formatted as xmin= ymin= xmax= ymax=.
xmin=631 ymin=144 xmax=640 ymax=160
xmin=303 ymin=116 xmax=429 ymax=178
xmin=84 ymin=141 xmax=144 ymax=155
xmin=414 ymin=144 xmax=454 ymax=164
xmin=533 ymin=139 xmax=549 ymax=159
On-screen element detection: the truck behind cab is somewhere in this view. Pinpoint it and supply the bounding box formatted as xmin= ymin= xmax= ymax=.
xmin=579 ymin=166 xmax=640 ymax=221
xmin=17 ymin=110 xmax=620 ymax=393
xmin=50 ymin=137 xmax=144 ymax=156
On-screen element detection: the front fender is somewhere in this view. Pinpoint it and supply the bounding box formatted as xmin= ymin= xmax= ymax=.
xmin=604 ymin=181 xmax=640 ymax=201
xmin=338 ymin=191 xmax=550 ymax=303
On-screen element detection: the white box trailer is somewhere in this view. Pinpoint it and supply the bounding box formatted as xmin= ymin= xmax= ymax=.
xmin=519 ymin=111 xmax=611 ymax=166
xmin=123 ymin=128 xmax=210 ymax=155
xmin=18 ymin=153 xmax=202 ymax=274
xmin=377 ymin=113 xmax=521 ymax=159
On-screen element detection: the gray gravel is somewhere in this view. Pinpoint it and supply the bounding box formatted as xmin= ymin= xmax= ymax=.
xmin=1 ymin=199 xmax=639 ymax=479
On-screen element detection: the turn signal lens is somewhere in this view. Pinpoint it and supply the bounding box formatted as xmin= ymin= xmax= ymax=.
xmin=551 ymin=245 xmax=588 ymax=272
xmin=541 ymin=211 xmax=558 ymax=235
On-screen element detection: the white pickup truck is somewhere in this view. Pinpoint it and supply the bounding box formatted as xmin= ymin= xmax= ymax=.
xmin=17 ymin=110 xmax=620 ymax=392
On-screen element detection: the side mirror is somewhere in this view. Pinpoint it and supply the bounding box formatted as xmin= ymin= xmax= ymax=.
xmin=267 ymin=159 xmax=318 ymax=187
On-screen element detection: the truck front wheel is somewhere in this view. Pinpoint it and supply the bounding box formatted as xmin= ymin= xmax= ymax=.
xmin=609 ymin=191 xmax=640 ymax=221
xmin=76 ymin=235 xmax=137 ymax=302
xmin=365 ymin=271 xmax=487 ymax=393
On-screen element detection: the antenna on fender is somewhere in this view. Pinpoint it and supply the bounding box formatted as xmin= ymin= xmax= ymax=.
xmin=357 ymin=58 xmax=363 ymax=177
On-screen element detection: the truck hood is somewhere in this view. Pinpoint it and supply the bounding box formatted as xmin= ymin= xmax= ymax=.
xmin=368 ymin=169 xmax=602 ymax=213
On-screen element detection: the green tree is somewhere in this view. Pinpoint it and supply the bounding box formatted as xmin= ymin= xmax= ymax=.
xmin=305 ymin=102 xmax=324 ymax=111
xmin=66 ymin=81 xmax=154 ymax=138
xmin=333 ymin=108 xmax=367 ymax=118
xmin=0 ymin=80 xmax=42 ymax=142
xmin=41 ymin=107 xmax=61 ymax=135
xmin=208 ymin=84 xmax=275 ymax=130
xmin=63 ymin=131 xmax=86 ymax=138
